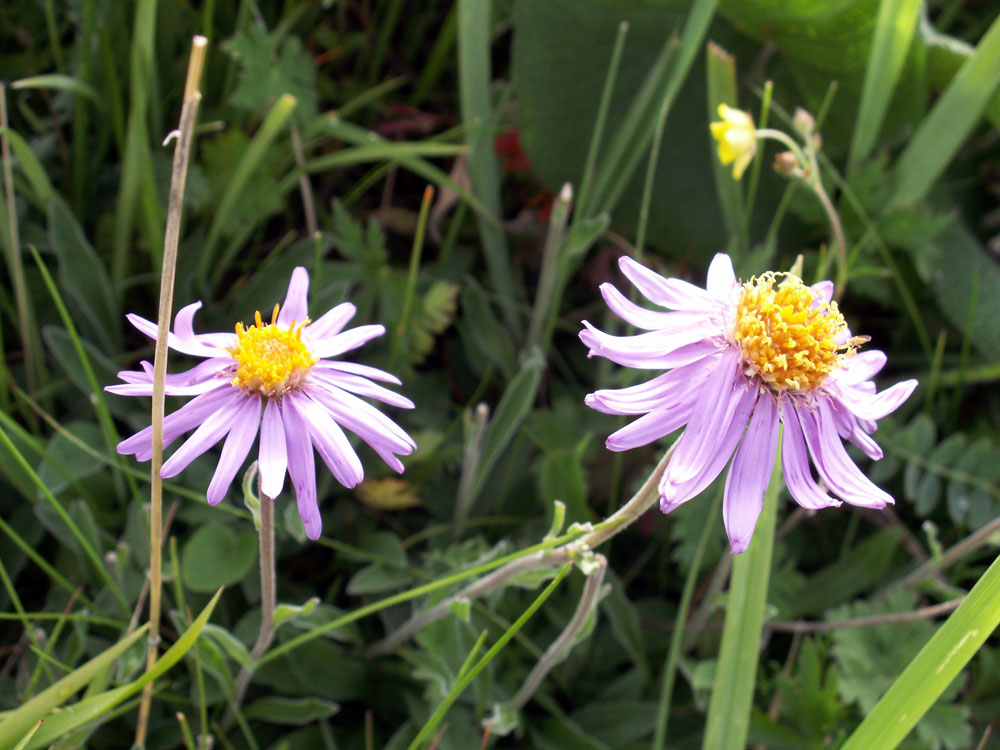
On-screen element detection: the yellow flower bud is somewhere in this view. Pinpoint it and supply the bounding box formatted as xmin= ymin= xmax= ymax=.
xmin=710 ymin=104 xmax=757 ymax=180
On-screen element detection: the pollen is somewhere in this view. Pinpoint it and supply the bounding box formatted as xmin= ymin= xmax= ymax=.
xmin=733 ymin=273 xmax=864 ymax=392
xmin=227 ymin=304 xmax=316 ymax=397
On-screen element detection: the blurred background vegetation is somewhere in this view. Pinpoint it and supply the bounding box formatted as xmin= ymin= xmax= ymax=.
xmin=0 ymin=0 xmax=999 ymax=748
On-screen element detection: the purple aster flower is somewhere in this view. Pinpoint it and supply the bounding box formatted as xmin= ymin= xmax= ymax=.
xmin=581 ymin=253 xmax=917 ymax=553
xmin=108 ymin=267 xmax=416 ymax=540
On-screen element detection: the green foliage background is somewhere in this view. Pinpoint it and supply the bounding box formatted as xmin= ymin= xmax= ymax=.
xmin=0 ymin=0 xmax=998 ymax=748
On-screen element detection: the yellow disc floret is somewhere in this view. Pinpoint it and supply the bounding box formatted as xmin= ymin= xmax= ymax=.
xmin=228 ymin=304 xmax=316 ymax=397
xmin=733 ymin=273 xmax=864 ymax=392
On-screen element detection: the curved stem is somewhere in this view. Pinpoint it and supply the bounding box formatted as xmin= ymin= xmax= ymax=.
xmin=810 ymin=175 xmax=849 ymax=298
xmin=232 ymin=493 xmax=276 ymax=708
xmin=754 ymin=128 xmax=808 ymax=168
xmin=368 ymin=443 xmax=675 ymax=656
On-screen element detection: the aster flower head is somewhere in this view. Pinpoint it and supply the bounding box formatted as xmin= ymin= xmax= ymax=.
xmin=108 ymin=267 xmax=416 ymax=540
xmin=581 ymin=254 xmax=917 ymax=554
xmin=710 ymin=104 xmax=757 ymax=180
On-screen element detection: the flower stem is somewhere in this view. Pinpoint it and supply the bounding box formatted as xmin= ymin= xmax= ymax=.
xmin=810 ymin=176 xmax=849 ymax=298
xmin=368 ymin=443 xmax=675 ymax=656
xmin=233 ymin=492 xmax=276 ymax=708
xmin=134 ymin=35 xmax=206 ymax=749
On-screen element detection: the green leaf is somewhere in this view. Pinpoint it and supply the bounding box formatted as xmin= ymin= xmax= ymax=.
xmin=223 ymin=25 xmax=317 ymax=123
xmin=705 ymin=42 xmax=743 ymax=241
xmin=347 ymin=564 xmax=415 ymax=595
xmin=847 ymin=0 xmax=922 ymax=170
xmin=0 ymin=127 xmax=55 ymax=206
xmin=244 ymin=696 xmax=339 ymax=725
xmin=406 ymin=280 xmax=458 ymax=365
xmin=702 ymin=441 xmax=781 ymax=750
xmin=43 ymin=327 xmax=127 ymax=416
xmin=36 ymin=421 xmax=104 ymax=496
xmin=471 ymin=349 xmax=544 ymax=500
xmin=11 ymin=74 xmax=100 ymax=103
xmin=46 ymin=196 xmax=119 ymax=351
xmin=458 ymin=278 xmax=517 ymax=378
xmin=24 ymin=590 xmax=223 ymax=749
xmin=0 ymin=626 xmax=147 ymax=748
xmin=888 ymin=13 xmax=1000 ymax=209
xmin=181 ymin=524 xmax=258 ymax=593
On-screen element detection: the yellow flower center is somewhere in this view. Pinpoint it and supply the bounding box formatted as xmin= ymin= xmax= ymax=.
xmin=227 ymin=304 xmax=316 ymax=397
xmin=733 ymin=273 xmax=863 ymax=392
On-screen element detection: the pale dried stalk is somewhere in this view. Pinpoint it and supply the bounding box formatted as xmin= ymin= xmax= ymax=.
xmin=134 ymin=36 xmax=207 ymax=749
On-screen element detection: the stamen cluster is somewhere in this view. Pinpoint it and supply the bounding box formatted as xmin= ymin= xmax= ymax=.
xmin=733 ymin=273 xmax=861 ymax=393
xmin=228 ymin=304 xmax=316 ymax=397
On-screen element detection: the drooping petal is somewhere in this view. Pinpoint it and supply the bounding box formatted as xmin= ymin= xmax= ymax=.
xmin=831 ymin=350 xmax=887 ymax=385
xmin=206 ymin=396 xmax=262 ymax=505
xmin=307 ymin=384 xmax=416 ymax=455
xmin=309 ymin=324 xmax=386 ymax=358
xmin=849 ymin=424 xmax=883 ymax=460
xmin=310 ymin=370 xmax=414 ymax=409
xmin=106 ymin=378 xmax=229 ymax=397
xmin=605 ymin=402 xmax=693 ymax=451
xmin=659 ymin=383 xmax=757 ymax=511
xmin=799 ymin=400 xmax=893 ymax=508
xmin=288 ymin=392 xmax=364 ymax=488
xmin=313 ymin=359 xmax=401 ymax=385
xmin=579 ymin=323 xmax=722 ymax=370
xmin=585 ymin=355 xmax=719 ymax=416
xmin=660 ymin=350 xmax=743 ymax=485
xmin=259 ymin=398 xmax=287 ymax=498
xmin=835 ymin=379 xmax=918 ymax=421
xmin=280 ymin=397 xmax=321 ymax=539
xmin=599 ymin=283 xmax=704 ymax=331
xmin=305 ymin=302 xmax=357 ymax=340
xmin=706 ymin=253 xmax=737 ymax=301
xmin=118 ymin=357 xmax=233 ymax=388
xmin=618 ymin=256 xmax=717 ymax=311
xmin=174 ymin=302 xmax=237 ymax=349
xmin=161 ymin=394 xmax=250 ymax=478
xmin=780 ymin=403 xmax=840 ymax=510
xmin=117 ymin=386 xmax=240 ymax=461
xmin=126 ymin=312 xmax=227 ymax=358
xmin=277 ymin=267 xmax=310 ymax=327
xmin=723 ymin=396 xmax=779 ymax=553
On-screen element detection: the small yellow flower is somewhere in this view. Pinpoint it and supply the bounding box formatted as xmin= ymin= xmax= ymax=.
xmin=710 ymin=104 xmax=757 ymax=180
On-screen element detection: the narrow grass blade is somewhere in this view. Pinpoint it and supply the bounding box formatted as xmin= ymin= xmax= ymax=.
xmin=24 ymin=589 xmax=223 ymax=749
xmin=888 ymin=13 xmax=1000 ymax=209
xmin=111 ymin=0 xmax=163 ymax=289
xmin=847 ymin=0 xmax=921 ymax=172
xmin=0 ymin=127 xmax=55 ymax=206
xmin=702 ymin=441 xmax=782 ymax=750
xmin=11 ymin=74 xmax=100 ymax=103
xmin=407 ymin=564 xmax=572 ymax=750
xmin=458 ymin=0 xmax=519 ymax=332
xmin=576 ymin=20 xmax=629 ymax=219
xmin=590 ymin=0 xmax=719 ymax=215
xmin=705 ymin=42 xmax=743 ymax=249
xmin=841 ymin=552 xmax=1000 ymax=750
xmin=0 ymin=625 xmax=147 ymax=747
xmin=201 ymin=93 xmax=298 ymax=286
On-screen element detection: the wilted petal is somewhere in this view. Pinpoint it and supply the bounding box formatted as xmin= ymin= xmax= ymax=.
xmin=289 ymin=393 xmax=364 ymax=488
xmin=599 ymin=283 xmax=703 ymax=331
xmin=618 ymin=256 xmax=717 ymax=311
xmin=781 ymin=404 xmax=840 ymax=510
xmin=605 ymin=403 xmax=692 ymax=451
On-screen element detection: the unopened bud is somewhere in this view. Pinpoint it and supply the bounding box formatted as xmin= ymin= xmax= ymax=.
xmin=774 ymin=151 xmax=799 ymax=177
xmin=792 ymin=107 xmax=815 ymax=138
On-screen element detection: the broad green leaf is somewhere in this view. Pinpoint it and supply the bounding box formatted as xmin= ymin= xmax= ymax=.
xmin=347 ymin=564 xmax=415 ymax=595
xmin=181 ymin=524 xmax=258 ymax=593
xmin=36 ymin=421 xmax=104 ymax=496
xmin=43 ymin=327 xmax=127 ymax=416
xmin=223 ymin=25 xmax=317 ymax=123
xmin=46 ymin=197 xmax=120 ymax=352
